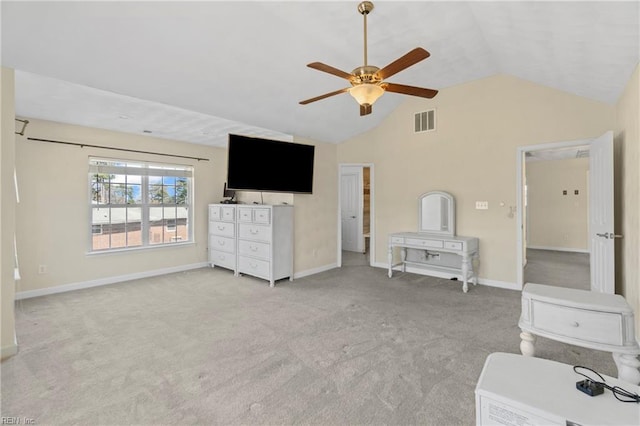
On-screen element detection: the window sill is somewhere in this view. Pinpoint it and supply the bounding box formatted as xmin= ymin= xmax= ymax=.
xmin=86 ymin=241 xmax=195 ymax=256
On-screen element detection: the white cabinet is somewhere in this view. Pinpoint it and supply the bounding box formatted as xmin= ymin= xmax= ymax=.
xmin=237 ymin=205 xmax=294 ymax=287
xmin=208 ymin=204 xmax=294 ymax=287
xmin=208 ymin=204 xmax=238 ymax=274
xmin=475 ymin=353 xmax=640 ymax=425
xmin=519 ymin=283 xmax=640 ymax=385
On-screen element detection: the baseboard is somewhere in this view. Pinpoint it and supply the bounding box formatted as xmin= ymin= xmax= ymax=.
xmin=372 ymin=262 xmax=520 ymax=291
xmin=15 ymin=262 xmax=209 ymax=300
xmin=294 ymin=262 xmax=338 ymax=279
xmin=527 ymin=245 xmax=589 ymax=254
xmin=1 ymin=339 xmax=18 ymax=360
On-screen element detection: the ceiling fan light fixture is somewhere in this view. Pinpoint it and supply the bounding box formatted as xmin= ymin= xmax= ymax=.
xmin=349 ymin=83 xmax=384 ymax=106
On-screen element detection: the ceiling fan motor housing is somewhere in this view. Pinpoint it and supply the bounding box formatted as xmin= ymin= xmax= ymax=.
xmin=350 ymin=65 xmax=382 ymax=86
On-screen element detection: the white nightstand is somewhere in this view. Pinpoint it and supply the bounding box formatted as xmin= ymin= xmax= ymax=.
xmin=519 ymin=283 xmax=640 ymax=385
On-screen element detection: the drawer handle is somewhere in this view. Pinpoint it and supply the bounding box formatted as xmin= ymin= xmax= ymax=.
xmin=250 ymin=229 xmax=259 ymax=235
xmin=218 ymin=255 xmax=225 ymax=260
xmin=217 ymin=225 xmax=225 ymax=230
xmin=572 ymin=321 xmax=580 ymax=327
xmin=218 ymin=240 xmax=225 ymax=246
xmin=250 ymin=245 xmax=258 ymax=252
xmin=250 ymin=262 xmax=257 ymax=268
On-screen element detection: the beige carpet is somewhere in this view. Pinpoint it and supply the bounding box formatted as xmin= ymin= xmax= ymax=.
xmin=1 ymin=263 xmax=616 ymax=425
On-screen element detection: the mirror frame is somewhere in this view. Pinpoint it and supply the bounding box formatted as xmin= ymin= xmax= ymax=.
xmin=418 ymin=191 xmax=455 ymax=236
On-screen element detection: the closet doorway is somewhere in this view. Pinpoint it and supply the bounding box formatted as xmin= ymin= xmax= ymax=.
xmin=338 ymin=164 xmax=374 ymax=267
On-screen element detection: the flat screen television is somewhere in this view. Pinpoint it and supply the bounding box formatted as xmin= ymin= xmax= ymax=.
xmin=227 ymin=134 xmax=315 ymax=194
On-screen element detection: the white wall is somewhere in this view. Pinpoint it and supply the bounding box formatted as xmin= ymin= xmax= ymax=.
xmin=526 ymin=158 xmax=589 ymax=252
xmin=338 ymin=74 xmax=615 ymax=286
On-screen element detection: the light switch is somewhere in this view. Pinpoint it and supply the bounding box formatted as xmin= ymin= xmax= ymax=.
xmin=476 ymin=201 xmax=489 ymax=210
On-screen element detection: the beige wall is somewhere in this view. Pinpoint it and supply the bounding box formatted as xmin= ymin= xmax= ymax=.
xmin=1 ymin=67 xmax=17 ymax=358
xmin=338 ymin=74 xmax=614 ymax=285
xmin=614 ymin=63 xmax=639 ymax=336
xmin=15 ymin=119 xmax=224 ymax=293
xmin=526 ymin=158 xmax=589 ymax=251
xmin=15 ymin=122 xmax=338 ymax=294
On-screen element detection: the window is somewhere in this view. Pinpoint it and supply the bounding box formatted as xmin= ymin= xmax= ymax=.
xmin=89 ymin=157 xmax=193 ymax=252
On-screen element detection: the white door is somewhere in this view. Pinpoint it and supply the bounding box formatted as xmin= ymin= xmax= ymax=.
xmin=341 ymin=167 xmax=363 ymax=252
xmin=589 ymin=131 xmax=615 ymax=293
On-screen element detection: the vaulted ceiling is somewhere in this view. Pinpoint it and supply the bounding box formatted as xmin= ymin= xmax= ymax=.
xmin=3 ymin=1 xmax=638 ymax=147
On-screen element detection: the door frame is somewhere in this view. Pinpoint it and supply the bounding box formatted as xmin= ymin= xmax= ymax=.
xmin=516 ymin=138 xmax=592 ymax=290
xmin=337 ymin=163 xmax=375 ymax=267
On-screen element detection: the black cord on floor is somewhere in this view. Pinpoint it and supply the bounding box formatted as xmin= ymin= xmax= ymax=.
xmin=573 ymin=365 xmax=640 ymax=403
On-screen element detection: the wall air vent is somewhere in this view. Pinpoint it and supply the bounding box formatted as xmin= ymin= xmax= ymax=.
xmin=414 ymin=109 xmax=435 ymax=133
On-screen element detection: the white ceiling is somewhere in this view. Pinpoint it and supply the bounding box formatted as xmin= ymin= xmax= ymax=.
xmin=2 ymin=1 xmax=639 ymax=147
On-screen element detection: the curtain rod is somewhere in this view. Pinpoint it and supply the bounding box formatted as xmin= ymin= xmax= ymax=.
xmin=15 ymin=119 xmax=29 ymax=136
xmin=27 ymin=137 xmax=210 ymax=162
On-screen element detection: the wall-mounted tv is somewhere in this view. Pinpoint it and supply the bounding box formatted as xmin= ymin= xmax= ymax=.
xmin=227 ymin=134 xmax=315 ymax=194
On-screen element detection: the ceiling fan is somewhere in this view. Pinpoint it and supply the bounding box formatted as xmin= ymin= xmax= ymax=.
xmin=300 ymin=1 xmax=438 ymax=116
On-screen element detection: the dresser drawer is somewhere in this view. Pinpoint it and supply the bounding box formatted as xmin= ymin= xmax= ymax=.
xmin=390 ymin=236 xmax=404 ymax=244
xmin=253 ymin=208 xmax=271 ymax=224
xmin=532 ymin=301 xmax=623 ymax=346
xmin=209 ymin=249 xmax=236 ymax=270
xmin=210 ymin=221 xmax=235 ymax=238
xmin=221 ymin=206 xmax=235 ymax=221
xmin=238 ymin=240 xmax=270 ymax=260
xmin=209 ymin=235 xmax=235 ymax=254
xmin=238 ymin=207 xmax=252 ymax=222
xmin=209 ymin=205 xmax=221 ymax=221
xmin=238 ymin=224 xmax=271 ymax=242
xmin=238 ymin=255 xmax=270 ymax=279
xmin=405 ymin=238 xmax=443 ymax=249
xmin=444 ymin=241 xmax=463 ymax=251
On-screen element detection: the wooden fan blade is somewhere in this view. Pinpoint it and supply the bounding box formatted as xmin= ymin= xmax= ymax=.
xmin=360 ymin=104 xmax=372 ymax=116
xmin=299 ymin=88 xmax=350 ymax=105
xmin=384 ymin=83 xmax=438 ymax=99
xmin=307 ymin=62 xmax=353 ymax=80
xmin=376 ymin=48 xmax=430 ymax=80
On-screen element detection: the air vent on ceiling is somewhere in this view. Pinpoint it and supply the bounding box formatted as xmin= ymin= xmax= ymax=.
xmin=414 ymin=109 xmax=435 ymax=133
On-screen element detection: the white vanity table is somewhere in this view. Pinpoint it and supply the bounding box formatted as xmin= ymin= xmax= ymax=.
xmin=388 ymin=191 xmax=479 ymax=293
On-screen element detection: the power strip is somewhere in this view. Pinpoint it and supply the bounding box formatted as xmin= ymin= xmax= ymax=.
xmin=576 ymin=379 xmax=605 ymax=397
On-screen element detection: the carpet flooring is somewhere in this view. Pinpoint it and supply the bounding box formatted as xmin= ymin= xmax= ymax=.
xmin=524 ymin=249 xmax=590 ymax=290
xmin=1 ymin=263 xmax=616 ymax=425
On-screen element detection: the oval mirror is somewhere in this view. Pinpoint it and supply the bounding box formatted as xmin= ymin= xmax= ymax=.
xmin=418 ymin=191 xmax=455 ymax=236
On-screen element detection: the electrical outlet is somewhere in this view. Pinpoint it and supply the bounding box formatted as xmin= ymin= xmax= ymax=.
xmin=475 ymin=201 xmax=489 ymax=210
xmin=38 ymin=264 xmax=48 ymax=274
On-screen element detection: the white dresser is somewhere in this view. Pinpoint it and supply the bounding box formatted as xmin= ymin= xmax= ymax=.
xmin=519 ymin=283 xmax=640 ymax=385
xmin=237 ymin=205 xmax=294 ymax=287
xmin=208 ymin=204 xmax=238 ymax=274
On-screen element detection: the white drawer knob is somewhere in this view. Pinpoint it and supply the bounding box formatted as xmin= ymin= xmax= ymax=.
xmin=250 ymin=245 xmax=258 ymax=252
xmin=250 ymin=229 xmax=258 ymax=235
xmin=250 ymin=262 xmax=257 ymax=268
xmin=219 ymin=255 xmax=225 ymax=260
xmin=217 ymin=225 xmax=224 ymax=230
xmin=218 ymin=240 xmax=225 ymax=245
xmin=572 ymin=321 xmax=580 ymax=327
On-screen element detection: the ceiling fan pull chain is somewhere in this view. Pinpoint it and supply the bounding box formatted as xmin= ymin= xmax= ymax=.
xmin=363 ymin=8 xmax=368 ymax=66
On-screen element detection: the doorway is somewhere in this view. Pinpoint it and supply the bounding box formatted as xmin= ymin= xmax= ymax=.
xmin=516 ymin=131 xmax=615 ymax=293
xmin=338 ymin=164 xmax=375 ymax=268
xmin=523 ymin=146 xmax=591 ymax=290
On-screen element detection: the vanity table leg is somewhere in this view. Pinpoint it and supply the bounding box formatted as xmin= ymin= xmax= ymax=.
xmin=401 ymin=248 xmax=407 ymax=273
xmin=388 ymin=245 xmax=393 ymax=278
xmin=612 ymin=352 xmax=640 ymax=385
xmin=461 ymin=252 xmax=469 ymax=293
xmin=520 ymin=331 xmax=536 ymax=357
